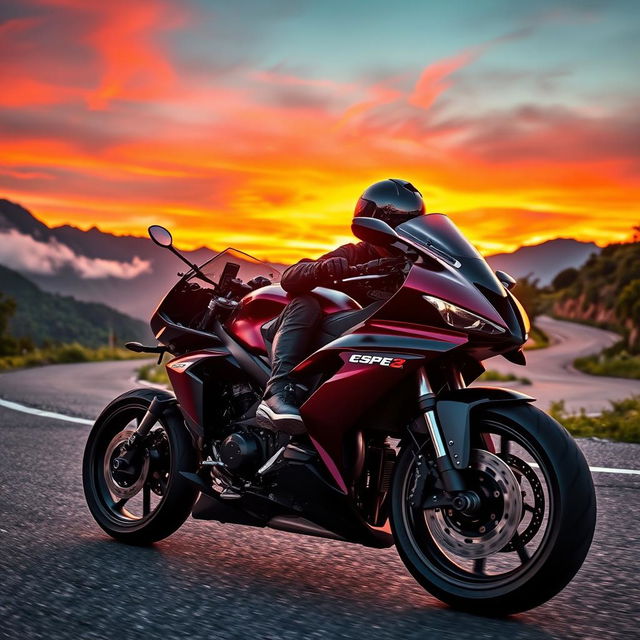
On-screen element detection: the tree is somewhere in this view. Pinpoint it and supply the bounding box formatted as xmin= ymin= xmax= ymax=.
xmin=616 ymin=279 xmax=640 ymax=325
xmin=0 ymin=293 xmax=16 ymax=336
xmin=552 ymin=267 xmax=579 ymax=291
xmin=0 ymin=293 xmax=19 ymax=356
xmin=616 ymin=279 xmax=640 ymax=351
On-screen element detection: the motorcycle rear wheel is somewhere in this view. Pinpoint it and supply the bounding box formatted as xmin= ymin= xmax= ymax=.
xmin=390 ymin=403 xmax=596 ymax=615
xmin=83 ymin=388 xmax=198 ymax=545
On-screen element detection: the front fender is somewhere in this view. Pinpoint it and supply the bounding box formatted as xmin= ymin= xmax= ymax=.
xmin=435 ymin=387 xmax=534 ymax=469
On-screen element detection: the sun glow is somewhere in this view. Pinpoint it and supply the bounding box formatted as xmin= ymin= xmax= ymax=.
xmin=0 ymin=0 xmax=638 ymax=263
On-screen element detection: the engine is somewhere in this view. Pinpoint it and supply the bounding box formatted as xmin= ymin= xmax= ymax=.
xmin=211 ymin=381 xmax=277 ymax=476
xmin=219 ymin=432 xmax=262 ymax=471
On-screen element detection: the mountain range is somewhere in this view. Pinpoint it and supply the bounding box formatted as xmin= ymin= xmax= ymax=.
xmin=0 ymin=263 xmax=149 ymax=347
xmin=0 ymin=198 xmax=600 ymax=322
xmin=486 ymin=239 xmax=599 ymax=286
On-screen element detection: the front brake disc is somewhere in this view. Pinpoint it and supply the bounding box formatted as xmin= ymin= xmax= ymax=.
xmin=499 ymin=453 xmax=546 ymax=551
xmin=423 ymin=449 xmax=522 ymax=559
xmin=103 ymin=429 xmax=150 ymax=500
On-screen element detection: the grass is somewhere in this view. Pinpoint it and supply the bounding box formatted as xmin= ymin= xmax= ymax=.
xmin=574 ymin=350 xmax=640 ymax=380
xmin=137 ymin=362 xmax=170 ymax=386
xmin=479 ymin=370 xmax=532 ymax=385
xmin=550 ymin=396 xmax=640 ymax=443
xmin=0 ymin=343 xmax=149 ymax=371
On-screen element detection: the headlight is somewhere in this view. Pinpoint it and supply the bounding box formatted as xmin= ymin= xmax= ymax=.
xmin=423 ymin=295 xmax=506 ymax=335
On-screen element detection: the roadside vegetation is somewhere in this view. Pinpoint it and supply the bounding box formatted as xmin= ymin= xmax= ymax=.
xmin=137 ymin=362 xmax=170 ymax=385
xmin=0 ymin=344 xmax=148 ymax=371
xmin=0 ymin=293 xmax=148 ymax=371
xmin=478 ymin=370 xmax=532 ymax=385
xmin=574 ymin=342 xmax=640 ymax=379
xmin=550 ymin=396 xmax=640 ymax=443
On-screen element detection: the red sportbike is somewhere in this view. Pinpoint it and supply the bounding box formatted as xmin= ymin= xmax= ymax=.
xmin=83 ymin=215 xmax=596 ymax=614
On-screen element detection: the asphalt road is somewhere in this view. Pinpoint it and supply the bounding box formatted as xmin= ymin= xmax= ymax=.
xmin=482 ymin=316 xmax=640 ymax=414
xmin=1 ymin=361 xmax=639 ymax=640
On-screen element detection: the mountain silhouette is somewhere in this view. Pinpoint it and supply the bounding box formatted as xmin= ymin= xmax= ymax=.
xmin=0 ymin=198 xmax=600 ymax=319
xmin=486 ymin=238 xmax=600 ymax=286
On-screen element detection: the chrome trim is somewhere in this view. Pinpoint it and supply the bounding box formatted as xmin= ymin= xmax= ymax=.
xmin=257 ymin=446 xmax=285 ymax=476
xmin=341 ymin=274 xmax=391 ymax=282
xmin=450 ymin=368 xmax=466 ymax=390
xmin=417 ymin=368 xmax=447 ymax=458
xmin=424 ymin=410 xmax=448 ymax=458
xmin=417 ymin=367 xmax=433 ymax=396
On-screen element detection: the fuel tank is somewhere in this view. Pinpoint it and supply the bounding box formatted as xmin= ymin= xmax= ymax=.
xmin=226 ymin=285 xmax=361 ymax=353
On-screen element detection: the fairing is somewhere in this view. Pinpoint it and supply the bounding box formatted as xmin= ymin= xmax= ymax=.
xmin=147 ymin=218 xmax=530 ymax=500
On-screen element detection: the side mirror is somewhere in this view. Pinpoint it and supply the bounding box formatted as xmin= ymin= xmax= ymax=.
xmin=148 ymin=225 xmax=173 ymax=248
xmin=495 ymin=270 xmax=516 ymax=290
xmin=351 ymin=217 xmax=399 ymax=246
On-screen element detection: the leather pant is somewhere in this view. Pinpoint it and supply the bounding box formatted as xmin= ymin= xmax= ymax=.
xmin=264 ymin=294 xmax=323 ymax=398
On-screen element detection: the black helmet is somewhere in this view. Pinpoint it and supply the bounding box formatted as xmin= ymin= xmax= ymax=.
xmin=354 ymin=178 xmax=426 ymax=228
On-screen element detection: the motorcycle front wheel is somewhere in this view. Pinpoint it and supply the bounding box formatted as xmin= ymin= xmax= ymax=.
xmin=391 ymin=403 xmax=596 ymax=615
xmin=83 ymin=388 xmax=198 ymax=545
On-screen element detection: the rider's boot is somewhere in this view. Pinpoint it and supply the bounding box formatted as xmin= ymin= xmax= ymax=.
xmin=256 ymin=381 xmax=305 ymax=434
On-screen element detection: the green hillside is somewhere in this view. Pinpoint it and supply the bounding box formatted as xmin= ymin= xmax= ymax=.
xmin=553 ymin=241 xmax=640 ymax=348
xmin=0 ymin=264 xmax=149 ymax=348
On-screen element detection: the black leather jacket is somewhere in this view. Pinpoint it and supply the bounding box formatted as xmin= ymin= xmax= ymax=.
xmin=281 ymin=242 xmax=403 ymax=306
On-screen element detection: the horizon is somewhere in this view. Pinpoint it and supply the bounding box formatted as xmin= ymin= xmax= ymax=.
xmin=1 ymin=1 xmax=638 ymax=263
xmin=0 ymin=196 xmax=606 ymax=261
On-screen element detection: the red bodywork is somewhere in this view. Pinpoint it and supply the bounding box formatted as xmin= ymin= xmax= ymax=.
xmin=227 ymin=285 xmax=360 ymax=352
xmin=153 ymin=248 xmax=527 ymax=497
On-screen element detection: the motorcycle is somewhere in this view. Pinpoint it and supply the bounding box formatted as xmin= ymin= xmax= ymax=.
xmin=83 ymin=214 xmax=596 ymax=614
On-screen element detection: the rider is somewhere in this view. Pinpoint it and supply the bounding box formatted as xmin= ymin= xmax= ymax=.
xmin=256 ymin=178 xmax=426 ymax=434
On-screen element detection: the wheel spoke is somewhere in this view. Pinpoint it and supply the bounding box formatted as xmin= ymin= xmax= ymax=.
xmin=113 ymin=497 xmax=129 ymax=511
xmin=143 ymin=485 xmax=151 ymax=516
xmin=523 ymin=503 xmax=535 ymax=513
xmin=512 ymin=533 xmax=530 ymax=563
xmin=473 ymin=557 xmax=486 ymax=575
xmin=500 ymin=435 xmax=511 ymax=455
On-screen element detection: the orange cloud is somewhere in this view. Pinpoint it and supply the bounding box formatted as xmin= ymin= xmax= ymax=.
xmin=84 ymin=0 xmax=183 ymax=109
xmin=0 ymin=1 xmax=638 ymax=264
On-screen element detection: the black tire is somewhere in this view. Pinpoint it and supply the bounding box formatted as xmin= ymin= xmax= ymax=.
xmin=390 ymin=403 xmax=596 ymax=615
xmin=82 ymin=388 xmax=199 ymax=545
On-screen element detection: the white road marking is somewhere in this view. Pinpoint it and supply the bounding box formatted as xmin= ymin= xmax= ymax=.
xmin=0 ymin=398 xmax=93 ymax=426
xmin=0 ymin=397 xmax=639 ymax=476
xmin=587 ymin=466 xmax=640 ymax=476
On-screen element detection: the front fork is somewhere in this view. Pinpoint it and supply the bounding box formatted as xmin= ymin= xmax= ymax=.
xmin=417 ymin=367 xmax=466 ymax=493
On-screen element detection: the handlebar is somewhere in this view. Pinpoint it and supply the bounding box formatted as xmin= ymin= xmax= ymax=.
xmin=339 ymin=259 xmax=407 ymax=283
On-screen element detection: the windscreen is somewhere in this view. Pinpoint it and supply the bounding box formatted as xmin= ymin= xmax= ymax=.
xmin=194 ymin=248 xmax=281 ymax=287
xmin=396 ymin=214 xmax=482 ymax=260
xmin=396 ymin=214 xmax=505 ymax=296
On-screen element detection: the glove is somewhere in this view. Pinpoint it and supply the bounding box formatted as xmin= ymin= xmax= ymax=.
xmin=359 ymin=256 xmax=407 ymax=275
xmin=320 ymin=257 xmax=350 ymax=281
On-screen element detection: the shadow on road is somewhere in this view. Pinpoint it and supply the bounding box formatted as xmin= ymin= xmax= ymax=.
xmin=3 ymin=530 xmax=562 ymax=640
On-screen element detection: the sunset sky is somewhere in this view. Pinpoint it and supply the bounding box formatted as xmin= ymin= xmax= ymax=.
xmin=1 ymin=0 xmax=639 ymax=263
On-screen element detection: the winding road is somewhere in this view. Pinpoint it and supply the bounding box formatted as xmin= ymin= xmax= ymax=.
xmin=0 ymin=329 xmax=639 ymax=639
xmin=481 ymin=315 xmax=640 ymax=414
